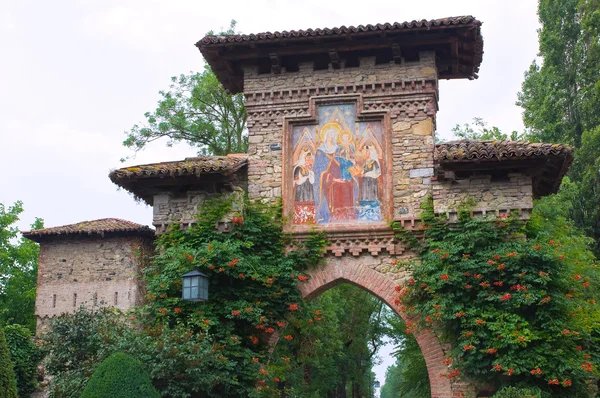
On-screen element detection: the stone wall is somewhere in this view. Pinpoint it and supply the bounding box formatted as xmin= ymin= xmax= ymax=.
xmin=152 ymin=171 xmax=247 ymax=233
xmin=243 ymin=52 xmax=438 ymax=221
xmin=432 ymin=173 xmax=534 ymax=219
xmin=35 ymin=235 xmax=152 ymax=334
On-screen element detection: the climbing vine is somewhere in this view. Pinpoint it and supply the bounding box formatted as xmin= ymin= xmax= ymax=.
xmin=394 ymin=196 xmax=600 ymax=396
xmin=136 ymin=197 xmax=327 ymax=396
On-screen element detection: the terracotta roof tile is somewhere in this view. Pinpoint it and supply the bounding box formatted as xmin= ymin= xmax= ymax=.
xmin=435 ymin=140 xmax=572 ymax=162
xmin=434 ymin=140 xmax=573 ymax=197
xmin=197 ymin=16 xmax=483 ymax=93
xmin=109 ymin=155 xmax=248 ymax=182
xmin=109 ymin=155 xmax=248 ymax=205
xmin=22 ymin=218 xmax=153 ymax=242
xmin=198 ymin=16 xmax=480 ymax=46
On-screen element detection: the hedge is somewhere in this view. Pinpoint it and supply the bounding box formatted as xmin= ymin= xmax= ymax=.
xmin=80 ymin=352 xmax=160 ymax=398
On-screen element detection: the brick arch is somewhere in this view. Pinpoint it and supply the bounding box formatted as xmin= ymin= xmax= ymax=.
xmin=299 ymin=260 xmax=456 ymax=398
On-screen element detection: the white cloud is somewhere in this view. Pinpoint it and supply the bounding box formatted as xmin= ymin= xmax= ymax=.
xmin=0 ymin=10 xmax=16 ymax=33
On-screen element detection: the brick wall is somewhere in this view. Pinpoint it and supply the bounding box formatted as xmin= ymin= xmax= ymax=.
xmin=299 ymin=253 xmax=461 ymax=398
xmin=35 ymin=235 xmax=152 ymax=334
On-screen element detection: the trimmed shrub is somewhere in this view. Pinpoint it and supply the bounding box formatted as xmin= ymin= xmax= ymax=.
xmin=0 ymin=326 xmax=18 ymax=398
xmin=80 ymin=352 xmax=160 ymax=398
xmin=5 ymin=324 xmax=43 ymax=396
xmin=492 ymin=386 xmax=542 ymax=398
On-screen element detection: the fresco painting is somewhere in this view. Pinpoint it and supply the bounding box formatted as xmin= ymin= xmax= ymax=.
xmin=291 ymin=104 xmax=385 ymax=225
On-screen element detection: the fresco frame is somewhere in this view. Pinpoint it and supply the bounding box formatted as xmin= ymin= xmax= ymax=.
xmin=282 ymin=94 xmax=393 ymax=234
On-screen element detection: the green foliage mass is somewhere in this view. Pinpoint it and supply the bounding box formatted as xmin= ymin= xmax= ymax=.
xmin=518 ymin=0 xmax=600 ymax=148
xmin=43 ymin=198 xmax=326 ymax=397
xmin=492 ymin=385 xmax=542 ymax=398
xmin=396 ymin=196 xmax=600 ymax=396
xmin=0 ymin=326 xmax=18 ymax=398
xmin=0 ymin=201 xmax=43 ymax=332
xmin=271 ymin=284 xmax=389 ymax=397
xmin=4 ymin=324 xmax=43 ymax=397
xmin=80 ymin=352 xmax=160 ymax=398
xmin=517 ymin=0 xmax=600 ymax=255
xmin=450 ymin=117 xmax=529 ymax=142
xmin=122 ymin=21 xmax=247 ymax=158
xmin=379 ymin=313 xmax=430 ymax=398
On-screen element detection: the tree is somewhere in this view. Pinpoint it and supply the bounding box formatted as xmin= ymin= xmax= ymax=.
xmin=81 ymin=352 xmax=160 ymax=398
xmin=0 ymin=201 xmax=43 ymax=332
xmin=4 ymin=324 xmax=44 ymax=396
xmin=0 ymin=326 xmax=18 ymax=398
xmin=396 ymin=195 xmax=600 ymax=395
xmin=123 ymin=20 xmax=247 ymax=158
xmin=450 ymin=118 xmax=528 ymax=141
xmin=517 ymin=0 xmax=600 ymax=256
xmin=378 ymin=309 xmax=430 ymax=398
xmin=517 ymin=0 xmax=600 ymax=148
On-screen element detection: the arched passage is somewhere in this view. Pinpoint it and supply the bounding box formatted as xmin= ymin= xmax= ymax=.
xmin=299 ymin=258 xmax=469 ymax=398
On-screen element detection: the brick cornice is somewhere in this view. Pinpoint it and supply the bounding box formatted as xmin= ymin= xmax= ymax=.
xmin=244 ymin=77 xmax=438 ymax=108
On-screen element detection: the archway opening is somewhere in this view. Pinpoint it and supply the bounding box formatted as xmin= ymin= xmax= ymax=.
xmin=292 ymin=259 xmax=458 ymax=398
xmin=270 ymin=282 xmax=431 ymax=397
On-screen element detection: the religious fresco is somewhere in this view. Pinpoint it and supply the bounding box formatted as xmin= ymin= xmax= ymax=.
xmin=291 ymin=104 xmax=385 ymax=225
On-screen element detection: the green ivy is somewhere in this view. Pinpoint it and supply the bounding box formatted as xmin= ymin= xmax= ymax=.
xmin=394 ymin=196 xmax=600 ymax=396
xmin=0 ymin=325 xmax=18 ymax=398
xmin=4 ymin=324 xmax=43 ymax=396
xmin=135 ymin=197 xmax=326 ymax=396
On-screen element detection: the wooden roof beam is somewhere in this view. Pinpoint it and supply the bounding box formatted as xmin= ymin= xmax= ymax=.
xmin=329 ymin=49 xmax=340 ymax=69
xmin=392 ymin=43 xmax=402 ymax=64
xmin=218 ymin=33 xmax=458 ymax=61
xmin=270 ymin=53 xmax=281 ymax=74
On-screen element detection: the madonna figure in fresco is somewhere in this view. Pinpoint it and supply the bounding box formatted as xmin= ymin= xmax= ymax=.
xmin=313 ymin=122 xmax=358 ymax=223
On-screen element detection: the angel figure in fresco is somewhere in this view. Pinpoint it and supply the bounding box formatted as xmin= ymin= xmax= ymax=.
xmin=293 ymin=151 xmax=315 ymax=202
xmin=360 ymin=146 xmax=381 ymax=201
xmin=314 ymin=122 xmax=358 ymax=223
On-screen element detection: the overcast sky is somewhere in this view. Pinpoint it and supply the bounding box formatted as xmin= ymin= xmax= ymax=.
xmin=0 ymin=0 xmax=540 ymax=386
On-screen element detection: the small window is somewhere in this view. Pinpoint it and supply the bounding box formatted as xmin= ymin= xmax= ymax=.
xmin=52 ymin=294 xmax=57 ymax=308
xmin=73 ymin=293 xmax=77 ymax=308
xmin=114 ymin=292 xmax=118 ymax=305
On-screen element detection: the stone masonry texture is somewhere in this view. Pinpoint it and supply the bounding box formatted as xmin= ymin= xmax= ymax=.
xmin=35 ymin=236 xmax=152 ymax=334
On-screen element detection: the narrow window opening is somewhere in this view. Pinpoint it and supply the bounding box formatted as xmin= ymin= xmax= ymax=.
xmin=52 ymin=294 xmax=56 ymax=308
xmin=73 ymin=293 xmax=77 ymax=308
xmin=93 ymin=293 xmax=97 ymax=306
xmin=114 ymin=292 xmax=118 ymax=305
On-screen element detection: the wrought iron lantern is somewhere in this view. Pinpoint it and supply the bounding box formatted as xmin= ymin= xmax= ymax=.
xmin=181 ymin=270 xmax=209 ymax=301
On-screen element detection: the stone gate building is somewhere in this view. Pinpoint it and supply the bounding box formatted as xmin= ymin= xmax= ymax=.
xmin=24 ymin=15 xmax=573 ymax=398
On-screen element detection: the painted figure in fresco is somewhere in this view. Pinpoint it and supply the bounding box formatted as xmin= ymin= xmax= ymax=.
xmin=360 ymin=146 xmax=381 ymax=201
xmin=336 ymin=130 xmax=356 ymax=180
xmin=293 ymin=151 xmax=315 ymax=201
xmin=314 ymin=122 xmax=358 ymax=223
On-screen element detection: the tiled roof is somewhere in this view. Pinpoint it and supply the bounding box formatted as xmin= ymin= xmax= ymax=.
xmin=198 ymin=16 xmax=480 ymax=46
xmin=197 ymin=16 xmax=483 ymax=93
xmin=22 ymin=218 xmax=153 ymax=242
xmin=435 ymin=140 xmax=572 ymax=162
xmin=109 ymin=155 xmax=248 ymax=205
xmin=434 ymin=140 xmax=573 ymax=197
xmin=109 ymin=155 xmax=248 ymax=182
